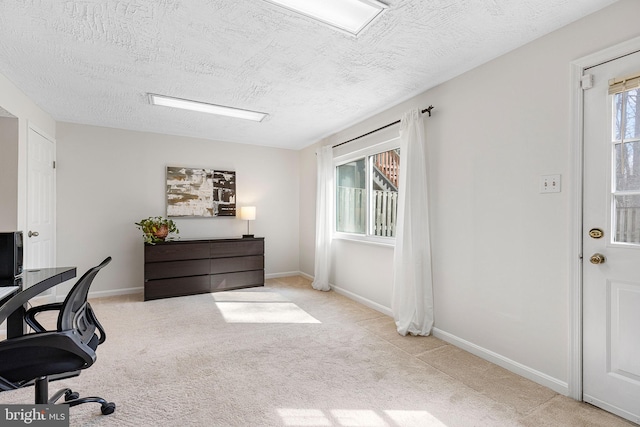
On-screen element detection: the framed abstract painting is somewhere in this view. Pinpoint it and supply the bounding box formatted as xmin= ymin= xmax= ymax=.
xmin=166 ymin=166 xmax=236 ymax=217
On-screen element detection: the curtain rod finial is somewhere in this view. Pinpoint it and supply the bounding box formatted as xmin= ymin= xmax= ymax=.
xmin=423 ymin=105 xmax=434 ymax=117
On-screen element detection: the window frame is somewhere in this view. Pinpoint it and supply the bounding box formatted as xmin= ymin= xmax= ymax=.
xmin=333 ymin=137 xmax=400 ymax=246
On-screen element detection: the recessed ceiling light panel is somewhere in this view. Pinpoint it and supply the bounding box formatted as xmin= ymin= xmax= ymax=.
xmin=264 ymin=0 xmax=387 ymax=35
xmin=148 ymin=94 xmax=268 ymax=122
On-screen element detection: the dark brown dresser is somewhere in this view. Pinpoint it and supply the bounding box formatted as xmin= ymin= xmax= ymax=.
xmin=144 ymin=237 xmax=264 ymax=301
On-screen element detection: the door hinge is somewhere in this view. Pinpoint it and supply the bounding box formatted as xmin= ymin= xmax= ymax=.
xmin=52 ymin=161 xmax=56 ymax=169
xmin=581 ymin=74 xmax=594 ymax=90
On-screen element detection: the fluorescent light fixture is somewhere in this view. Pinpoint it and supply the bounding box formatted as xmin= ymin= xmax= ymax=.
xmin=264 ymin=0 xmax=387 ymax=35
xmin=148 ymin=94 xmax=268 ymax=122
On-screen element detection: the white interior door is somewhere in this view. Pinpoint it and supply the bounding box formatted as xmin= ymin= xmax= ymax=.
xmin=26 ymin=125 xmax=56 ymax=271
xmin=583 ymin=51 xmax=640 ymax=424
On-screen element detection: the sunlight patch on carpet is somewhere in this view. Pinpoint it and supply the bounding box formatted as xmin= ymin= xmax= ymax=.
xmin=212 ymin=291 xmax=321 ymax=324
xmin=278 ymin=408 xmax=448 ymax=426
xmin=212 ymin=291 xmax=289 ymax=302
xmin=385 ymin=410 xmax=448 ymax=426
xmin=330 ymin=409 xmax=386 ymax=426
xmin=278 ymin=409 xmax=331 ymax=426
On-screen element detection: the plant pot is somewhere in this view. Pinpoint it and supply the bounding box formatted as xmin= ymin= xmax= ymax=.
xmin=153 ymin=225 xmax=169 ymax=240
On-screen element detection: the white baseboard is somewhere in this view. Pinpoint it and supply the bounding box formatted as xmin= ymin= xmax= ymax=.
xmin=298 ymin=271 xmax=314 ymax=281
xmin=265 ymin=271 xmax=301 ymax=279
xmin=290 ymin=271 xmax=393 ymax=316
xmin=81 ymin=287 xmax=143 ymax=302
xmin=432 ymin=327 xmax=569 ymax=396
xmin=330 ymin=284 xmax=393 ymax=317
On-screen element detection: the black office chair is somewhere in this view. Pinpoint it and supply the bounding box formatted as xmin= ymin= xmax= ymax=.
xmin=0 ymin=257 xmax=115 ymax=415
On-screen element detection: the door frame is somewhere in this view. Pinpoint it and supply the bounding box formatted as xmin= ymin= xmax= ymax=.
xmin=569 ymin=35 xmax=640 ymax=401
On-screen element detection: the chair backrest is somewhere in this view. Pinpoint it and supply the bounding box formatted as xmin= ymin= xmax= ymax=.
xmin=57 ymin=257 xmax=111 ymax=343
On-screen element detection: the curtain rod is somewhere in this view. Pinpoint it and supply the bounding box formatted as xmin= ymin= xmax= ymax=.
xmin=332 ymin=105 xmax=434 ymax=149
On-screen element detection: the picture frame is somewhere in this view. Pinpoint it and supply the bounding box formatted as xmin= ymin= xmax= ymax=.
xmin=166 ymin=166 xmax=236 ymax=217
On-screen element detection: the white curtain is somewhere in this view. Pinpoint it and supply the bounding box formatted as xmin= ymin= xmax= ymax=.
xmin=312 ymin=145 xmax=334 ymax=291
xmin=392 ymin=109 xmax=434 ymax=336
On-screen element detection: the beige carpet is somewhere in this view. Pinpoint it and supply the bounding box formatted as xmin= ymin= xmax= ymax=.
xmin=0 ymin=276 xmax=634 ymax=427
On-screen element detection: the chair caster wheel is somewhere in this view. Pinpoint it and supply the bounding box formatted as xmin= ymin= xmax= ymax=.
xmin=101 ymin=402 xmax=116 ymax=415
xmin=65 ymin=392 xmax=79 ymax=401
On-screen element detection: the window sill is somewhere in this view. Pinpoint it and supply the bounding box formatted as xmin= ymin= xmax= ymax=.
xmin=332 ymin=232 xmax=395 ymax=248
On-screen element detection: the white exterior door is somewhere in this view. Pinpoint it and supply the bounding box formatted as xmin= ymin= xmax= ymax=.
xmin=26 ymin=125 xmax=56 ymax=270
xmin=582 ymin=51 xmax=640 ymax=423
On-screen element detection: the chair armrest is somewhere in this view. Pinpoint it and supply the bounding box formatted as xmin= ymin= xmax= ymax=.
xmin=24 ymin=303 xmax=63 ymax=332
xmin=24 ymin=302 xmax=107 ymax=345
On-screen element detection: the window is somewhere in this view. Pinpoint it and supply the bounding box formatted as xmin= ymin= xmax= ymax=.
xmin=335 ymin=141 xmax=400 ymax=241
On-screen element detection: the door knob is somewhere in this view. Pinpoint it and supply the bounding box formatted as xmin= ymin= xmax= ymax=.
xmin=589 ymin=253 xmax=606 ymax=264
xmin=28 ymin=230 xmax=39 ymax=238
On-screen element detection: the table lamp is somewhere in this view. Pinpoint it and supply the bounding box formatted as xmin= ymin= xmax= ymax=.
xmin=239 ymin=206 xmax=256 ymax=238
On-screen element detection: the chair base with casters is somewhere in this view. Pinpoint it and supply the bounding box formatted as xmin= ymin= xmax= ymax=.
xmin=0 ymin=257 xmax=115 ymax=416
xmin=33 ymin=376 xmax=116 ymax=415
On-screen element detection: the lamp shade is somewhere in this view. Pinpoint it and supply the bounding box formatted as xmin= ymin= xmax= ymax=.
xmin=239 ymin=206 xmax=256 ymax=221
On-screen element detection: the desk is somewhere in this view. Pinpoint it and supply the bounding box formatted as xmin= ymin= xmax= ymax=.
xmin=0 ymin=286 xmax=19 ymax=303
xmin=0 ymin=267 xmax=77 ymax=338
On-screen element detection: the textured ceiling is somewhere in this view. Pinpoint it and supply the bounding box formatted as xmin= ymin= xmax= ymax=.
xmin=0 ymin=0 xmax=618 ymax=149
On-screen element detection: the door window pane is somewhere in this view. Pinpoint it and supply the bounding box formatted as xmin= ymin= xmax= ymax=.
xmin=336 ymin=159 xmax=366 ymax=234
xmin=614 ymin=141 xmax=640 ymax=192
xmin=614 ymin=194 xmax=640 ymax=244
xmin=614 ymin=89 xmax=640 ymax=141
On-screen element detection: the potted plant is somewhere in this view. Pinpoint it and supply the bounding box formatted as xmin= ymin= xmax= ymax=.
xmin=135 ymin=216 xmax=179 ymax=244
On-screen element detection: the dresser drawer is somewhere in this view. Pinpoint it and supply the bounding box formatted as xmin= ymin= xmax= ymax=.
xmin=211 ymin=270 xmax=264 ymax=291
xmin=145 ymin=259 xmax=210 ymax=280
xmin=210 ymin=240 xmax=264 ymax=258
xmin=145 ymin=242 xmax=210 ymax=262
xmin=144 ymin=275 xmax=210 ymax=301
xmin=210 ymin=255 xmax=264 ymax=274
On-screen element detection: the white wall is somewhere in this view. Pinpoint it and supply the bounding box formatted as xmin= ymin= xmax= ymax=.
xmin=298 ymin=145 xmax=317 ymax=277
xmin=299 ymin=0 xmax=640 ymax=392
xmin=56 ymin=122 xmax=300 ymax=296
xmin=0 ymin=116 xmax=18 ymax=230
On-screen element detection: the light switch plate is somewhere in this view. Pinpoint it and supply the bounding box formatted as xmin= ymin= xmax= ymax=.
xmin=540 ymin=174 xmax=561 ymax=193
